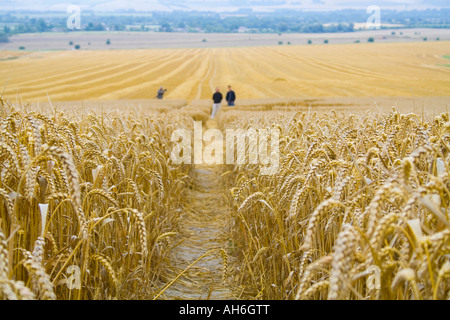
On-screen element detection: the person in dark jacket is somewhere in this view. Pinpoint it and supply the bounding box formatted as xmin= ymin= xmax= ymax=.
xmin=211 ymin=87 xmax=223 ymax=119
xmin=156 ymin=86 xmax=167 ymax=99
xmin=226 ymin=85 xmax=236 ymax=106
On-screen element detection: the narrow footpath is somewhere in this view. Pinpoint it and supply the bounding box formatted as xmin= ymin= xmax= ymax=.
xmin=160 ymin=118 xmax=236 ymax=300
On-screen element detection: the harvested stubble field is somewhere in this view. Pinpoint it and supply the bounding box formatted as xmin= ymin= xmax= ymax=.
xmin=0 ymin=41 xmax=449 ymax=102
xmin=0 ymin=39 xmax=450 ymax=300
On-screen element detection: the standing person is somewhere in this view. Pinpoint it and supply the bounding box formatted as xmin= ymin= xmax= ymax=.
xmin=211 ymin=87 xmax=223 ymax=119
xmin=156 ymin=86 xmax=167 ymax=99
xmin=226 ymin=85 xmax=236 ymax=106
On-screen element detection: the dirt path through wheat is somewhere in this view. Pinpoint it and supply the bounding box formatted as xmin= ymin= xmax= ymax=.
xmin=160 ymin=117 xmax=236 ymax=300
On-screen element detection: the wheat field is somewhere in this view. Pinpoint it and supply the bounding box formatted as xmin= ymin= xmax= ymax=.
xmin=0 ymin=41 xmax=449 ymax=102
xmin=219 ymin=107 xmax=450 ymax=300
xmin=0 ymin=40 xmax=449 ymax=300
xmin=0 ymin=96 xmax=198 ymax=299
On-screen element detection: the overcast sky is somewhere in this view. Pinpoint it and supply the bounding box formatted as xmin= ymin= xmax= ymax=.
xmin=2 ymin=0 xmax=449 ymax=11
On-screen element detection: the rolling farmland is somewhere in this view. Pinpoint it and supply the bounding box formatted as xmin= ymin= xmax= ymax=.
xmin=0 ymin=41 xmax=449 ymax=103
xmin=1 ymin=36 xmax=450 ymax=301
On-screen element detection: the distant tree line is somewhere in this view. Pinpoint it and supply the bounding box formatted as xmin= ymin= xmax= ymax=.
xmin=0 ymin=31 xmax=9 ymax=42
xmin=0 ymin=8 xmax=449 ymax=35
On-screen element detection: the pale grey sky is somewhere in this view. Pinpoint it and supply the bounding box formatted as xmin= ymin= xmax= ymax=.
xmin=1 ymin=0 xmax=449 ymax=11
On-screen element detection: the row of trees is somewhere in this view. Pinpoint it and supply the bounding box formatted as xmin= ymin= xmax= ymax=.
xmin=0 ymin=9 xmax=449 ymax=35
xmin=0 ymin=18 xmax=354 ymax=34
xmin=0 ymin=32 xmax=8 ymax=42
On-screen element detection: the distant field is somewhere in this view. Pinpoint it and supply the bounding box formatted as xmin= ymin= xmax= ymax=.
xmin=0 ymin=40 xmax=449 ymax=103
xmin=22 ymin=97 xmax=450 ymax=118
xmin=1 ymin=28 xmax=449 ymax=51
